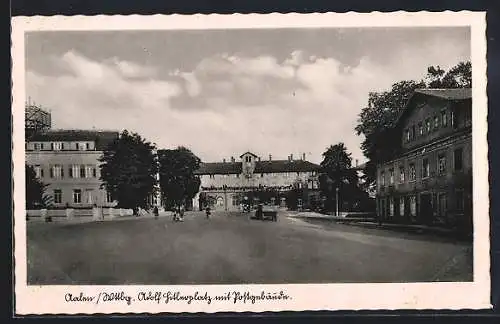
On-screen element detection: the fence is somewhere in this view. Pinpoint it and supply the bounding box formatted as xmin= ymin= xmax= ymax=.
xmin=26 ymin=207 xmax=135 ymax=222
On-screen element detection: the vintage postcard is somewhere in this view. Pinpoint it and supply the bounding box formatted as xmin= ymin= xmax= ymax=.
xmin=12 ymin=12 xmax=490 ymax=314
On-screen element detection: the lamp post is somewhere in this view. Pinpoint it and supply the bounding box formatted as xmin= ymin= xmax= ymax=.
xmin=336 ymin=187 xmax=340 ymax=217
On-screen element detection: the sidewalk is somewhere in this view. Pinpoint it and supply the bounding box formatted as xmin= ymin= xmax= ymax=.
xmin=288 ymin=211 xmax=471 ymax=240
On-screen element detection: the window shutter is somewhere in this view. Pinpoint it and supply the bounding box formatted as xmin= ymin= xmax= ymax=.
xmin=61 ymin=143 xmax=65 ymax=150
xmin=51 ymin=143 xmax=54 ymax=150
xmin=93 ymin=167 xmax=97 ymax=178
xmin=50 ymin=167 xmax=53 ymax=178
xmin=69 ymin=166 xmax=73 ymax=178
xmin=80 ymin=165 xmax=85 ymax=178
xmin=60 ymin=166 xmax=64 ymax=178
xmin=40 ymin=168 xmax=44 ymax=178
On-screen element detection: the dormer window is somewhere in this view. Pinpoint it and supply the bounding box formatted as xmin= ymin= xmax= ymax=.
xmin=52 ymin=142 xmax=63 ymax=151
xmin=425 ymin=118 xmax=431 ymax=133
xmin=405 ymin=129 xmax=410 ymax=142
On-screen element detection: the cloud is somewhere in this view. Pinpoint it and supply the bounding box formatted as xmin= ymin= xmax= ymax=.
xmin=26 ymin=33 xmax=470 ymax=166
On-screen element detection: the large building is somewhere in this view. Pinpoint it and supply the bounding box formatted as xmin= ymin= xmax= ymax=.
xmin=193 ymin=152 xmax=321 ymax=211
xmin=25 ymin=130 xmax=120 ymax=208
xmin=376 ymin=88 xmax=472 ymax=229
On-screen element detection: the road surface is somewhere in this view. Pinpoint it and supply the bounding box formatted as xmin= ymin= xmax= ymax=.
xmin=26 ymin=210 xmax=473 ymax=285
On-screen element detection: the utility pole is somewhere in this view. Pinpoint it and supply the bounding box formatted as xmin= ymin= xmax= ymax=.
xmin=336 ymin=187 xmax=339 ymax=217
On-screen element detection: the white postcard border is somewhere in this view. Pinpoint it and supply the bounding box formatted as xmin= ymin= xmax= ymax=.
xmin=12 ymin=11 xmax=490 ymax=314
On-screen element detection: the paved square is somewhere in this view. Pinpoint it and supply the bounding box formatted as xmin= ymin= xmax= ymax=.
xmin=27 ymin=211 xmax=473 ymax=285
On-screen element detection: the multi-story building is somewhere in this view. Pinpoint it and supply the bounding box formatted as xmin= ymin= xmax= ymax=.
xmin=25 ymin=130 xmax=120 ymax=208
xmin=376 ymin=88 xmax=472 ymax=228
xmin=193 ymin=152 xmax=321 ymax=211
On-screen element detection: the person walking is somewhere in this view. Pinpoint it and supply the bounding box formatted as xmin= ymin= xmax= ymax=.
xmin=205 ymin=205 xmax=211 ymax=219
xmin=179 ymin=205 xmax=185 ymax=222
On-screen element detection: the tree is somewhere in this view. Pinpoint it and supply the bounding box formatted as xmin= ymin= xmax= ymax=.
xmin=25 ymin=165 xmax=51 ymax=209
xmin=319 ymin=143 xmax=361 ymax=212
xmin=426 ymin=61 xmax=472 ymax=89
xmin=99 ymin=130 xmax=158 ymax=214
xmin=158 ymin=146 xmax=201 ymax=210
xmin=355 ymin=61 xmax=472 ymax=185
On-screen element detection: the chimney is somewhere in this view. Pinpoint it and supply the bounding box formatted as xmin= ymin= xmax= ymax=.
xmin=223 ymin=158 xmax=226 ymax=163
xmin=302 ymin=153 xmax=306 ymax=161
xmin=269 ymin=154 xmax=272 ymax=161
xmin=290 ymin=154 xmax=294 ymax=161
xmin=231 ymin=156 xmax=235 ymax=163
xmin=258 ymin=157 xmax=261 ymax=162
xmin=355 ymin=159 xmax=359 ymax=167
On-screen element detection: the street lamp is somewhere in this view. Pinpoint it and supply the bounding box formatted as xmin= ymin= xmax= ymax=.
xmin=336 ymin=187 xmax=340 ymax=217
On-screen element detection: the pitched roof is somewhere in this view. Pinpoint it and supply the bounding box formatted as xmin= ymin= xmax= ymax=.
xmin=29 ymin=129 xmax=119 ymax=150
xmin=414 ymin=88 xmax=472 ymax=100
xmin=393 ymin=88 xmax=472 ymax=129
xmin=194 ymin=159 xmax=321 ymax=175
xmin=239 ymin=151 xmax=258 ymax=158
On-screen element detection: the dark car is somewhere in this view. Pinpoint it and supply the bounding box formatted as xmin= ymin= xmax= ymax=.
xmin=251 ymin=204 xmax=278 ymax=222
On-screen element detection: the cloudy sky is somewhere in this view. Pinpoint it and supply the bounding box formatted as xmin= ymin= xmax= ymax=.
xmin=25 ymin=27 xmax=470 ymax=164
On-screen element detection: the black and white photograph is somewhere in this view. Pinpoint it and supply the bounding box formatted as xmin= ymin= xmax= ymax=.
xmin=12 ymin=12 xmax=490 ymax=314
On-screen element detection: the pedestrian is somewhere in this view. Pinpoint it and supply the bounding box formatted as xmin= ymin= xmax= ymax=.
xmin=153 ymin=206 xmax=159 ymax=218
xmin=179 ymin=205 xmax=185 ymax=222
xmin=205 ymin=205 xmax=211 ymax=219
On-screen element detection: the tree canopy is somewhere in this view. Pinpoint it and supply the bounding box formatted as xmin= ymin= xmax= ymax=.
xmin=158 ymin=146 xmax=201 ymax=209
xmin=319 ymin=143 xmax=365 ymax=212
xmin=25 ymin=165 xmax=51 ymax=209
xmin=355 ymin=60 xmax=472 ymax=184
xmin=99 ymin=130 xmax=158 ymax=213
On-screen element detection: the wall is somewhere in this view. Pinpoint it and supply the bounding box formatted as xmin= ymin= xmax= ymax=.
xmin=401 ymin=97 xmax=471 ymax=152
xmin=26 ymin=150 xmax=115 ymax=207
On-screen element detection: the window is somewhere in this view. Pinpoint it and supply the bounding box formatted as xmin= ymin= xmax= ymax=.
xmin=34 ymin=143 xmax=41 ymax=151
xmin=454 ymin=148 xmax=463 ymax=171
xmin=260 ymin=173 xmax=264 ymax=177
xmin=409 ymin=163 xmax=416 ymax=182
xmin=73 ymin=189 xmax=82 ymax=203
xmin=418 ymin=122 xmax=423 ymax=136
xmin=86 ymin=143 xmax=90 ymax=150
xmin=456 ymin=190 xmax=464 ymax=212
xmin=399 ymin=197 xmax=405 ymax=216
xmin=410 ymin=196 xmax=417 ymax=216
xmin=80 ymin=165 xmax=86 ymax=178
xmin=50 ymin=165 xmax=64 ymax=178
xmin=451 ymin=110 xmax=457 ymax=129
xmin=422 ymin=158 xmax=430 ymax=178
xmin=85 ymin=189 xmax=93 ymax=204
xmin=380 ymin=171 xmax=385 ymax=186
xmin=441 ymin=110 xmax=448 ymax=127
xmin=438 ymin=153 xmax=447 ymax=176
xmin=70 ymin=165 xmax=81 ymax=178
xmin=405 ymin=129 xmax=410 ymax=142
xmin=209 ymin=175 xmax=214 ymax=179
xmin=41 ymin=143 xmax=45 ymax=150
xmin=399 ymin=166 xmax=405 ymax=183
xmin=77 ymin=142 xmax=87 ymax=151
xmin=106 ymin=191 xmax=113 ymax=203
xmin=425 ymin=118 xmax=431 ymax=133
xmin=389 ymin=198 xmax=394 ymax=217
xmin=434 ymin=115 xmax=439 ymax=129
xmin=53 ymin=189 xmax=62 ymax=204
xmin=389 ymin=168 xmax=394 ymax=185
xmin=52 ymin=142 xmax=63 ymax=151
xmin=34 ymin=165 xmax=43 ymax=178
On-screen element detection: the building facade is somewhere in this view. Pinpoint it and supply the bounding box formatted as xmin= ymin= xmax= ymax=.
xmin=193 ymin=152 xmax=321 ymax=211
xmin=25 ymin=130 xmax=121 ymax=208
xmin=376 ymin=88 xmax=472 ymax=229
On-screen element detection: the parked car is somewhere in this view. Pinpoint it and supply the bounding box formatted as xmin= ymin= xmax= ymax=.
xmin=251 ymin=204 xmax=278 ymax=222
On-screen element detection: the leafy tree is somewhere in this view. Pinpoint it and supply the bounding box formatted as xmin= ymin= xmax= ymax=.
xmin=158 ymin=146 xmax=201 ymax=210
xmin=319 ymin=143 xmax=361 ymax=212
xmin=25 ymin=165 xmax=51 ymax=209
xmin=426 ymin=61 xmax=472 ymax=89
xmin=99 ymin=130 xmax=158 ymax=214
xmin=355 ymin=61 xmax=472 ymax=185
